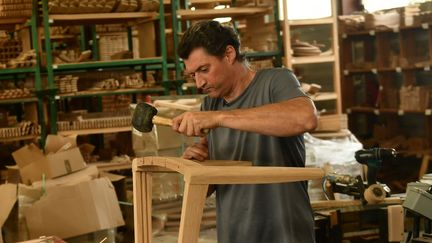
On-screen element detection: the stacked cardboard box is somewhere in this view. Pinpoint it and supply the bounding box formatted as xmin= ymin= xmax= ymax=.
xmin=0 ymin=135 xmax=125 ymax=241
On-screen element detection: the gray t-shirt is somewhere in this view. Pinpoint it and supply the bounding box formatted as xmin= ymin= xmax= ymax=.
xmin=202 ymin=68 xmax=315 ymax=243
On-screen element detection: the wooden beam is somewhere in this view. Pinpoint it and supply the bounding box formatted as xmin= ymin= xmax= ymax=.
xmin=178 ymin=184 xmax=208 ymax=243
xmin=184 ymin=166 xmax=324 ymax=184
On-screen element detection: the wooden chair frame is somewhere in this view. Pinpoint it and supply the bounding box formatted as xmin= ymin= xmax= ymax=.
xmin=132 ymin=156 xmax=324 ymax=243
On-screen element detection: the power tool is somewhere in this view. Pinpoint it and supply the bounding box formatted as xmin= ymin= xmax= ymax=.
xmin=323 ymin=148 xmax=397 ymax=204
xmin=355 ymin=148 xmax=397 ymax=186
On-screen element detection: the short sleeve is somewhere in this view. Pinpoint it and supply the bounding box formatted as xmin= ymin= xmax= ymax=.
xmin=270 ymin=69 xmax=307 ymax=103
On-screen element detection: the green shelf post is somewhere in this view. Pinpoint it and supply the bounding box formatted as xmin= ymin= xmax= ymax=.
xmin=232 ymin=0 xmax=239 ymax=30
xmin=184 ymin=0 xmax=190 ymax=29
xmin=91 ymin=25 xmax=100 ymax=61
xmin=171 ymin=0 xmax=182 ymax=80
xmin=41 ymin=0 xmax=58 ymax=134
xmin=31 ymin=0 xmax=47 ymax=146
xmin=272 ymin=0 xmax=283 ymax=67
xmin=127 ymin=26 xmax=133 ymax=53
xmin=158 ymin=0 xmax=169 ymax=83
xmin=80 ymin=26 xmax=87 ymax=52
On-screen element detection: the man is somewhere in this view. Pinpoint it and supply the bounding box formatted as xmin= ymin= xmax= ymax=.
xmin=172 ymin=20 xmax=318 ymax=243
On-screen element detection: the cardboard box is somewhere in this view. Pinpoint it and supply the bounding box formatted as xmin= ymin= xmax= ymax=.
xmin=31 ymin=165 xmax=99 ymax=189
xmin=16 ymin=236 xmax=66 ymax=243
xmin=12 ymin=134 xmax=86 ymax=185
xmin=5 ymin=165 xmax=21 ymax=184
xmin=0 ymin=183 xmax=17 ymax=243
xmin=12 ymin=144 xmax=87 ymax=184
xmin=44 ymin=134 xmax=77 ymax=154
xmin=24 ymin=177 xmax=125 ymax=239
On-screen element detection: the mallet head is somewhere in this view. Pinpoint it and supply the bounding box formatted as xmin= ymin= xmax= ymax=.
xmin=132 ymin=102 xmax=158 ymax=133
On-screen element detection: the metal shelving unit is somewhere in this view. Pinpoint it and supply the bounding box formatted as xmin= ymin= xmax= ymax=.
xmin=0 ymin=0 xmax=45 ymax=144
xmin=40 ymin=0 xmax=171 ymax=134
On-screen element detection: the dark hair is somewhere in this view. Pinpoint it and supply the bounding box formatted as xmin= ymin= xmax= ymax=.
xmin=177 ymin=20 xmax=245 ymax=62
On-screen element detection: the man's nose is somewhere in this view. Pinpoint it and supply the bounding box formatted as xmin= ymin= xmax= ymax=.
xmin=195 ymin=73 xmax=206 ymax=88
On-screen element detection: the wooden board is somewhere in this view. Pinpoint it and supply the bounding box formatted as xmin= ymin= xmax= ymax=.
xmin=177 ymin=7 xmax=271 ymax=20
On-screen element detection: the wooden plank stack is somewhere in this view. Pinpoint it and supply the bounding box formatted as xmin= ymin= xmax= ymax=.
xmin=48 ymin=0 xmax=117 ymax=14
xmin=249 ymin=59 xmax=274 ymax=70
xmin=57 ymin=116 xmax=131 ymax=131
xmin=102 ymin=95 xmax=131 ymax=112
xmin=314 ymin=114 xmax=348 ymax=132
xmin=77 ymin=70 xmax=151 ymax=91
xmin=399 ymin=85 xmax=431 ymax=111
xmin=0 ymin=121 xmax=40 ymax=138
xmin=0 ymin=88 xmax=32 ymax=99
xmin=55 ymin=75 xmax=79 ymax=94
xmin=57 ymin=110 xmax=131 ymax=131
xmin=48 ymin=0 xmax=159 ymax=14
xmin=99 ymin=33 xmax=129 ymax=61
xmin=0 ymin=0 xmax=32 ymax=18
xmin=6 ymin=49 xmax=36 ymax=68
xmin=0 ymin=39 xmax=22 ymax=65
xmin=241 ymin=16 xmax=277 ymax=52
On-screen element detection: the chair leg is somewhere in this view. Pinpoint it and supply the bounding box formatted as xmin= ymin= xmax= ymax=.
xmin=419 ymin=154 xmax=430 ymax=179
xmin=133 ymin=171 xmax=153 ymax=243
xmin=178 ymin=183 xmax=209 ymax=243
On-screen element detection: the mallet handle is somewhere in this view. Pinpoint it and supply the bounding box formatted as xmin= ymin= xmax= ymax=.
xmin=152 ymin=115 xmax=209 ymax=134
xmin=152 ymin=116 xmax=173 ymax=127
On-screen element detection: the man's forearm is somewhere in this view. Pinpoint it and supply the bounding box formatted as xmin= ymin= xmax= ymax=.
xmin=217 ymin=97 xmax=317 ymax=137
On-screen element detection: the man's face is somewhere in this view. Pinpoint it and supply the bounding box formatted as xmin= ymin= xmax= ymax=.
xmin=184 ymin=47 xmax=232 ymax=98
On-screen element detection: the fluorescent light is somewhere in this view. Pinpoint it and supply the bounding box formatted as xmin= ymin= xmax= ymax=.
xmin=362 ymin=0 xmax=411 ymax=12
xmin=285 ymin=0 xmax=332 ymax=20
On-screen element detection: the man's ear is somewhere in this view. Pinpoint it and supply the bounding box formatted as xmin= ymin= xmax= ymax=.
xmin=225 ymin=45 xmax=236 ymax=64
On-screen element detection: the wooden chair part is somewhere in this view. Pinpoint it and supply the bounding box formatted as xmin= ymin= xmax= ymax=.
xmin=132 ymin=156 xmax=325 ymax=243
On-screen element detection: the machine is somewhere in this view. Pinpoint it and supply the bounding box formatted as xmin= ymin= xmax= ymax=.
xmin=323 ymin=148 xmax=397 ymax=204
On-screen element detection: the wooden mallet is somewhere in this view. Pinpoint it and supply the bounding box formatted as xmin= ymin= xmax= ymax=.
xmin=132 ymin=102 xmax=173 ymax=133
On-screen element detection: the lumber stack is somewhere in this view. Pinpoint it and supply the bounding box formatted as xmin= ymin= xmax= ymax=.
xmin=0 ymin=39 xmax=22 ymax=65
xmin=0 ymin=88 xmax=32 ymax=99
xmin=0 ymin=0 xmax=32 ymax=18
xmin=399 ymin=85 xmax=431 ymax=111
xmin=57 ymin=110 xmax=131 ymax=131
xmin=314 ymin=114 xmax=348 ymax=133
xmin=48 ymin=0 xmax=159 ymax=14
xmin=0 ymin=121 xmax=40 ymax=138
xmin=0 ymin=49 xmax=36 ymax=69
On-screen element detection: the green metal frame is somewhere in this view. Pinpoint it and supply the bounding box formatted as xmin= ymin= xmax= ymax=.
xmin=79 ymin=26 xmax=87 ymax=52
xmin=272 ymin=0 xmax=283 ymax=66
xmin=41 ymin=0 xmax=58 ymax=134
xmin=31 ymin=0 xmax=46 ymax=147
xmin=158 ymin=1 xmax=169 ymax=82
xmin=40 ymin=0 xmax=172 ymax=134
xmin=171 ymin=0 xmax=183 ymax=80
xmin=91 ymin=26 xmax=100 ymax=61
xmin=0 ymin=0 xmax=46 ymax=146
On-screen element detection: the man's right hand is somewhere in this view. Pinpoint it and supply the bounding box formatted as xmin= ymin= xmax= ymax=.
xmin=182 ymin=137 xmax=208 ymax=161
